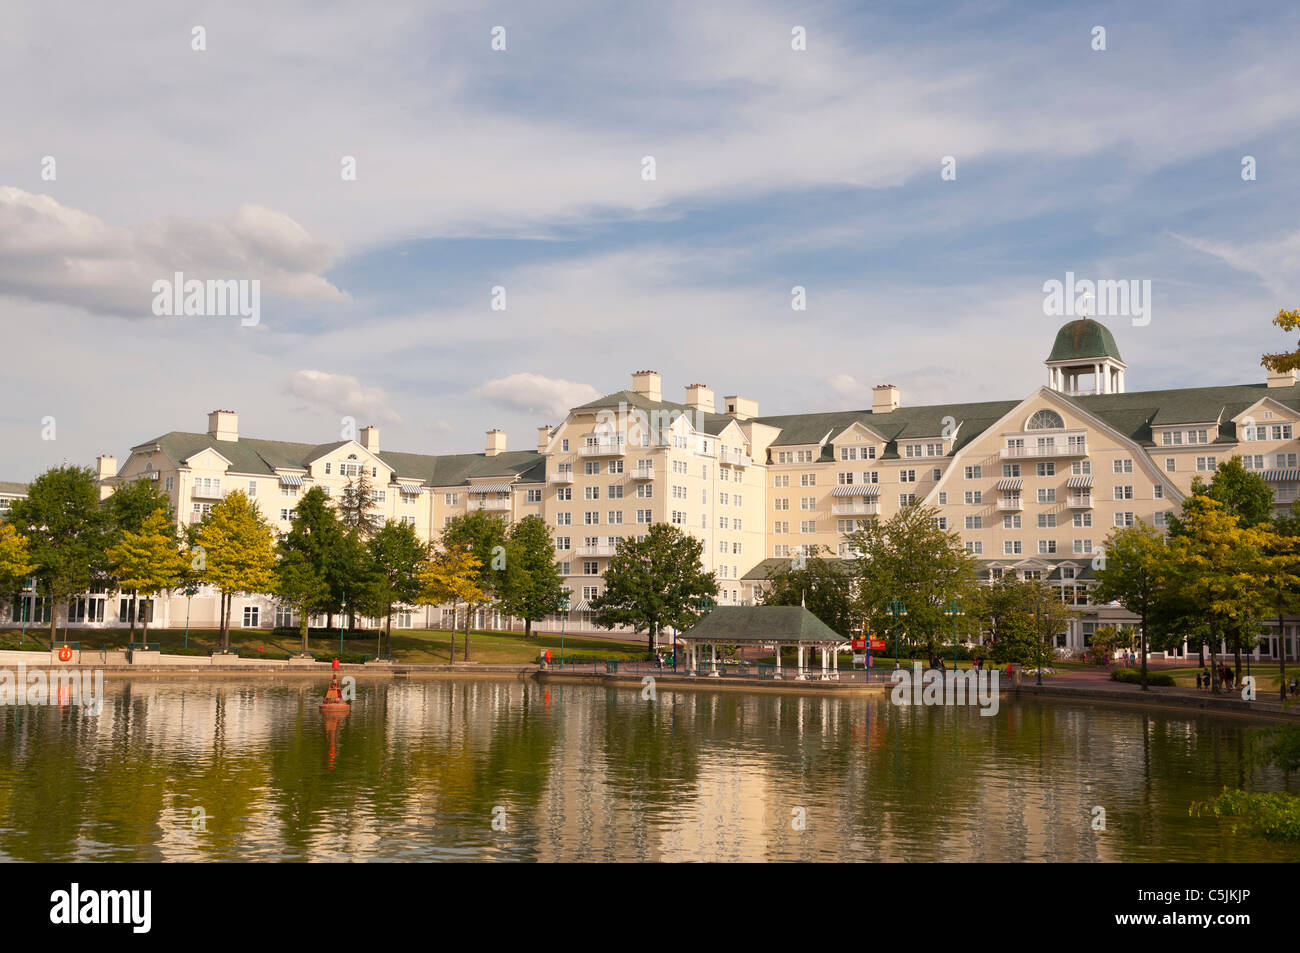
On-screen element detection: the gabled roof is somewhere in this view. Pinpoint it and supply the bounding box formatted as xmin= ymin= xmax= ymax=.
xmin=756 ymin=400 xmax=1022 ymax=456
xmin=0 ymin=481 xmax=28 ymax=496
xmin=682 ymin=605 xmax=848 ymax=643
xmin=570 ymin=390 xmax=735 ymax=436
xmin=131 ymin=432 xmax=544 ymax=488
xmin=1060 ymin=381 xmax=1300 ymax=445
xmin=741 ymin=557 xmax=854 ymax=581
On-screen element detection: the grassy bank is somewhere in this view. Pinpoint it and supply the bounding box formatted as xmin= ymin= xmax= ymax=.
xmin=0 ymin=626 xmax=646 ymax=665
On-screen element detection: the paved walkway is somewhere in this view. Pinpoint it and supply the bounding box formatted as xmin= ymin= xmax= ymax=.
xmin=1025 ymin=664 xmax=1300 ymax=718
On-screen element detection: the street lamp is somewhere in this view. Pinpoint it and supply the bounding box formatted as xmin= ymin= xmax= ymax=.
xmin=20 ymin=575 xmax=35 ymax=647
xmin=888 ymin=599 xmax=907 ymax=662
xmin=339 ymin=594 xmax=346 ymax=655
xmin=1035 ymin=600 xmax=1045 ymax=687
xmin=944 ymin=599 xmax=965 ymax=668
xmin=559 ymin=595 xmax=570 ymax=666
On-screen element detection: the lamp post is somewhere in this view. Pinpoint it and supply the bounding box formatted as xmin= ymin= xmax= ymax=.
xmin=339 ymin=595 xmax=346 ymax=655
xmin=888 ymin=599 xmax=907 ymax=662
xmin=944 ymin=599 xmax=965 ymax=668
xmin=1035 ymin=600 xmax=1044 ymax=687
xmin=20 ymin=575 xmax=35 ymax=647
xmin=559 ymin=596 xmax=570 ymax=667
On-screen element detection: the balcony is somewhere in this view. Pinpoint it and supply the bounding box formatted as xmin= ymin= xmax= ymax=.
xmin=719 ymin=450 xmax=753 ymax=467
xmin=1000 ymin=439 xmax=1088 ymax=460
xmin=549 ymin=470 xmax=574 ymax=483
xmin=191 ymin=485 xmax=225 ymax=500
xmin=579 ymin=442 xmax=626 ymax=457
xmin=996 ymin=497 xmax=1024 ymax=511
xmin=1067 ymin=495 xmax=1094 ymax=509
xmin=631 ymin=467 xmax=655 ymax=480
xmin=832 ymin=501 xmax=880 ymax=516
xmin=576 ymin=545 xmax=618 ymax=557
xmin=472 ymin=499 xmax=511 ymax=512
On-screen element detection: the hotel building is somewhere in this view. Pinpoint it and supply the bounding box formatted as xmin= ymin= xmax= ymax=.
xmin=6 ymin=318 xmax=1300 ymax=658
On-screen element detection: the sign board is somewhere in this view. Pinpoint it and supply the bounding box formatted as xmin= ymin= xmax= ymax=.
xmin=851 ymin=638 xmax=866 ymax=651
xmin=869 ymin=638 xmax=887 ymax=652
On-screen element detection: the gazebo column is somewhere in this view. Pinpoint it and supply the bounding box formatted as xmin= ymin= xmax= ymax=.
xmin=773 ymin=641 xmax=783 ymax=679
xmin=797 ymin=645 xmax=806 ymax=681
xmin=833 ymin=646 xmax=840 ymax=680
xmin=820 ymin=645 xmax=829 ymax=681
xmin=710 ymin=642 xmax=719 ymax=677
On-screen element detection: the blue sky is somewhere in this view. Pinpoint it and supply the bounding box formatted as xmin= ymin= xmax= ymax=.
xmin=1 ymin=0 xmax=1298 ymax=478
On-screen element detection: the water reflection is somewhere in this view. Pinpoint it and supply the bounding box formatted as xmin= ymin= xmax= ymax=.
xmin=0 ymin=678 xmax=1295 ymax=862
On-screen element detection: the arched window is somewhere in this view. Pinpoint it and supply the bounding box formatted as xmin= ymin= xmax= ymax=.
xmin=1027 ymin=410 xmax=1064 ymax=430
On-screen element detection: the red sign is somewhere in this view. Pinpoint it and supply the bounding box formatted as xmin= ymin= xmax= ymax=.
xmin=57 ymin=646 xmax=72 ymax=662
xmin=851 ymin=638 xmax=866 ymax=651
xmin=869 ymin=638 xmax=887 ymax=652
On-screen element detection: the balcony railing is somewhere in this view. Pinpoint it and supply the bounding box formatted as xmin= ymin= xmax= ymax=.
xmin=472 ymin=499 xmax=511 ymax=511
xmin=1067 ymin=495 xmax=1094 ymax=509
xmin=719 ymin=450 xmax=753 ymax=467
xmin=1001 ymin=440 xmax=1088 ymax=459
xmin=549 ymin=470 xmax=574 ymax=483
xmin=579 ymin=442 xmax=626 ymax=457
xmin=631 ymin=467 xmax=655 ymax=480
xmin=831 ymin=502 xmax=879 ymax=516
xmin=996 ymin=497 xmax=1024 ymax=511
xmin=576 ymin=545 xmax=618 ymax=557
xmin=191 ymin=485 xmax=225 ymax=500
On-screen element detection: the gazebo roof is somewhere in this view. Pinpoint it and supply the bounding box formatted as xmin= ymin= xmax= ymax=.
xmin=681 ymin=605 xmax=848 ymax=643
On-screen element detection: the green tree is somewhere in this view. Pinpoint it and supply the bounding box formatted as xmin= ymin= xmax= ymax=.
xmin=1189 ymin=456 xmax=1274 ymax=529
xmin=357 ymin=519 xmax=425 ymax=655
xmin=106 ymin=507 xmax=186 ymax=639
xmin=0 ymin=522 xmax=35 ymax=601
xmin=193 ymin=490 xmax=278 ymax=647
xmin=441 ymin=510 xmax=511 ymax=660
xmin=6 ymin=466 xmax=112 ymax=641
xmin=337 ymin=470 xmax=377 ymax=535
xmin=589 ymin=522 xmax=718 ymax=658
xmin=416 ymin=545 xmax=485 ymax=663
xmin=499 ymin=515 xmax=568 ymax=639
xmin=278 ymin=486 xmax=348 ymax=627
xmin=757 ymin=546 xmax=858 ymax=636
xmin=1262 ymin=505 xmax=1300 ymax=701
xmin=1170 ymin=496 xmax=1268 ymax=693
xmin=1094 ymin=520 xmax=1178 ymax=690
xmin=273 ymin=547 xmax=330 ymax=654
xmin=844 ymin=504 xmax=979 ymax=659
xmin=971 ymin=575 xmax=1075 ymax=666
xmin=107 ymin=476 xmax=174 ymax=638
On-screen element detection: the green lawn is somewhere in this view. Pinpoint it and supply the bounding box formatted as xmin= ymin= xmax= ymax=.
xmin=0 ymin=626 xmax=646 ymax=665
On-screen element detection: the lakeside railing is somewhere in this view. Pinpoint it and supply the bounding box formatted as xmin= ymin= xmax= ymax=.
xmin=544 ymin=658 xmax=900 ymax=682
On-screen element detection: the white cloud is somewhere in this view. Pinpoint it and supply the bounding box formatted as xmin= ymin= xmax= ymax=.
xmin=284 ymin=370 xmax=402 ymax=426
xmin=0 ymin=188 xmax=347 ymax=317
xmin=1173 ymin=229 xmax=1300 ymax=298
xmin=475 ymin=373 xmax=602 ymax=420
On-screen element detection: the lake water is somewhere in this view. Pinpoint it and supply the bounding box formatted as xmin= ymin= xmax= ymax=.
xmin=0 ymin=676 xmax=1295 ymax=862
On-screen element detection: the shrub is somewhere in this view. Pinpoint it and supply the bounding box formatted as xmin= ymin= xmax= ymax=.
xmin=1110 ymin=667 xmax=1175 ymax=686
xmin=1190 ymin=788 xmax=1300 ymax=842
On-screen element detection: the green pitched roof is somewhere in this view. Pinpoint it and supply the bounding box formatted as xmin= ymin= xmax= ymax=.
xmin=133 ymin=432 xmax=544 ymax=488
xmin=571 ymin=390 xmax=737 ymax=436
xmin=1047 ymin=319 xmax=1123 ymax=363
xmin=0 ymin=481 xmax=28 ymax=496
xmin=682 ymin=605 xmax=848 ymax=643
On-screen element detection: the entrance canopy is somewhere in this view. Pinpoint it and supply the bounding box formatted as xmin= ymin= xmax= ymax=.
xmin=679 ymin=605 xmax=848 ymax=680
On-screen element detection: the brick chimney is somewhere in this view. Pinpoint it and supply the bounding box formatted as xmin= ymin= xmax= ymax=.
xmin=1268 ymin=367 xmax=1298 ymax=388
xmin=486 ymin=429 xmax=507 ymax=457
xmin=723 ymin=395 xmax=758 ymax=421
xmin=685 ymin=384 xmax=715 ymax=414
xmin=872 ymin=385 xmax=900 ymax=414
xmin=96 ymin=455 xmax=117 ymax=482
xmin=631 ymin=370 xmax=662 ymax=402
xmin=359 ymin=425 xmax=380 ymax=453
xmin=207 ymin=409 xmax=238 ymax=441
xmin=537 ymin=425 xmax=555 ymax=453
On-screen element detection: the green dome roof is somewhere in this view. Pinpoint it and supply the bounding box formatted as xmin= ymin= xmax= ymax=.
xmin=1047 ymin=319 xmax=1123 ymax=363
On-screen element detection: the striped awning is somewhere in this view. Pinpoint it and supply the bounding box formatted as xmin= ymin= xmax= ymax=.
xmin=1261 ymin=470 xmax=1300 ymax=482
xmin=398 ymin=484 xmax=423 ymax=496
xmin=831 ymin=484 xmax=881 ymax=497
xmin=468 ymin=482 xmax=514 ymax=493
xmin=278 ymin=474 xmax=304 ymax=486
xmin=1066 ymin=476 xmax=1093 ymax=489
xmin=995 ymin=479 xmax=1022 ymax=491
xmin=568 ymin=600 xmax=590 ymax=612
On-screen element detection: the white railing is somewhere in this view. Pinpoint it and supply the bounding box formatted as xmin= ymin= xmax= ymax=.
xmin=473 ymin=499 xmax=510 ymax=511
xmin=831 ymin=502 xmax=879 ymax=516
xmin=1067 ymin=495 xmax=1094 ymax=508
xmin=576 ymin=545 xmax=618 ymax=557
xmin=1001 ymin=439 xmax=1088 ymax=459
xmin=720 ymin=450 xmax=753 ymax=467
xmin=579 ymin=443 xmax=626 ymax=456
xmin=996 ymin=497 xmax=1024 ymax=511
xmin=549 ymin=470 xmax=574 ymax=483
xmin=631 ymin=468 xmax=655 ymax=480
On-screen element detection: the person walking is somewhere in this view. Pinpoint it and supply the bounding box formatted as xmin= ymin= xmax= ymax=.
xmin=1196 ymin=671 xmax=1203 ymax=689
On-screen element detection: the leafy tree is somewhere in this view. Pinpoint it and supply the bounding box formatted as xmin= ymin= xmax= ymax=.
xmin=356 ymin=519 xmax=425 ymax=655
xmin=193 ymin=490 xmax=278 ymax=647
xmin=1094 ymin=520 xmax=1178 ymax=689
xmin=970 ymin=575 xmax=1074 ymax=666
xmin=1187 ymin=456 xmax=1274 ymax=529
xmin=6 ymin=466 xmax=113 ymax=641
xmin=499 ymin=515 xmax=568 ymax=639
xmin=107 ymin=476 xmax=174 ymax=638
xmin=278 ymin=486 xmax=348 ymax=627
xmin=273 ymin=547 xmax=330 ymax=654
xmin=1170 ymin=496 xmax=1268 ymax=693
xmin=416 ymin=545 xmax=484 ymax=663
xmin=0 ymin=522 xmax=35 ymax=602
xmin=1259 ymin=307 xmax=1300 ymax=376
xmin=106 ymin=507 xmax=186 ymax=639
xmin=844 ymin=504 xmax=979 ymax=659
xmin=1261 ymin=504 xmax=1300 ymax=701
xmin=1087 ymin=624 xmax=1134 ymax=665
xmin=441 ymin=510 xmax=512 ymax=660
xmin=590 ymin=522 xmax=718 ymax=658
xmin=757 ymin=546 xmax=858 ymax=636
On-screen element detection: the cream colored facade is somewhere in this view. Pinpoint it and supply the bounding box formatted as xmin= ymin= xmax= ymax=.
xmin=8 ymin=318 xmax=1300 ymax=657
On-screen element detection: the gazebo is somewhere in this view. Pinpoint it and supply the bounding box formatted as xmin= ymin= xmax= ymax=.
xmin=679 ymin=605 xmax=849 ymax=680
